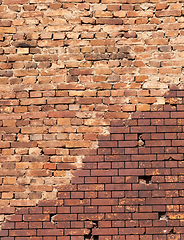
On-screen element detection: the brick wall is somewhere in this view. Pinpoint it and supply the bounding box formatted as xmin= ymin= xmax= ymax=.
xmin=0 ymin=0 xmax=184 ymax=239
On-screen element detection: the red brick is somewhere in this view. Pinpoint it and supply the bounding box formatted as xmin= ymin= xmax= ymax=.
xmin=9 ymin=230 xmax=36 ymax=236
xmin=23 ymin=215 xmax=50 ymax=222
xmin=106 ymin=184 xmax=131 ymax=191
xmin=37 ymin=229 xmax=63 ymax=236
xmin=52 ymin=214 xmax=77 ymax=221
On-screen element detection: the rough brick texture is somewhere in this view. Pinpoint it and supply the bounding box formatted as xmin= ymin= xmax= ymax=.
xmin=1 ymin=0 xmax=184 ymax=239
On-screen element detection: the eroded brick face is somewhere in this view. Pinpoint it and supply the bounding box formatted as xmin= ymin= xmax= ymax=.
xmin=1 ymin=0 xmax=184 ymax=239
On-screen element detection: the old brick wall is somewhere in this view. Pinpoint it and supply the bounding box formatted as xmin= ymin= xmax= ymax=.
xmin=0 ymin=0 xmax=184 ymax=239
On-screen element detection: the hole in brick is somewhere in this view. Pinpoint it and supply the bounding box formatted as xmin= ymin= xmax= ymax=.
xmin=84 ymin=221 xmax=99 ymax=240
xmin=169 ymin=228 xmax=175 ymax=234
xmin=84 ymin=233 xmax=98 ymax=240
xmin=92 ymin=221 xmax=98 ymax=228
xmin=49 ymin=213 xmax=55 ymax=221
xmin=15 ymin=134 xmax=18 ymax=141
xmin=159 ymin=212 xmax=168 ymax=221
xmin=137 ymin=133 xmax=145 ymax=147
xmin=139 ymin=176 xmax=152 ymax=184
xmin=84 ymin=229 xmax=92 ymax=240
xmin=49 ymin=213 xmax=56 ymax=223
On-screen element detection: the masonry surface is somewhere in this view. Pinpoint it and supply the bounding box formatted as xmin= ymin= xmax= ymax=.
xmin=1 ymin=0 xmax=184 ymax=239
